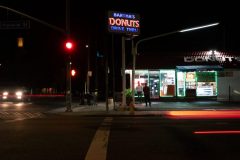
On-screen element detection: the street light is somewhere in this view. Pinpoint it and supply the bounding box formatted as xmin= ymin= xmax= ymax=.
xmin=131 ymin=22 xmax=220 ymax=105
xmin=0 ymin=5 xmax=65 ymax=33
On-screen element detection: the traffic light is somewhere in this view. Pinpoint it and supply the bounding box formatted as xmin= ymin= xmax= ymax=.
xmin=64 ymin=40 xmax=75 ymax=52
xmin=71 ymin=69 xmax=76 ymax=76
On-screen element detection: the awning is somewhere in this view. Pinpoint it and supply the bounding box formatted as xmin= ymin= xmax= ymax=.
xmin=176 ymin=65 xmax=223 ymax=71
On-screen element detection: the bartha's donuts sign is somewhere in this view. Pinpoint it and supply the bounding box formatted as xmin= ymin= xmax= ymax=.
xmin=108 ymin=11 xmax=140 ymax=35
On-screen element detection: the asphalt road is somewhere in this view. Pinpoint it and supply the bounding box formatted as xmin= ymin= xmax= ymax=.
xmin=1 ymin=113 xmax=240 ymax=160
xmin=109 ymin=117 xmax=240 ymax=160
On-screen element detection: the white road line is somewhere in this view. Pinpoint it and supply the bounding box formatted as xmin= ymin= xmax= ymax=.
xmin=85 ymin=117 xmax=113 ymax=160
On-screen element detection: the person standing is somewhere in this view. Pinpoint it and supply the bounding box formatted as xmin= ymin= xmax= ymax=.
xmin=136 ymin=81 xmax=143 ymax=102
xmin=143 ymin=83 xmax=151 ymax=107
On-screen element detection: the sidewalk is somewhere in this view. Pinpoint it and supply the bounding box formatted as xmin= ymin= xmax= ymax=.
xmin=47 ymin=101 xmax=240 ymax=116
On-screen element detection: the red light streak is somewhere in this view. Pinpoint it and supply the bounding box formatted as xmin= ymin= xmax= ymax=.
xmin=194 ymin=130 xmax=240 ymax=134
xmin=26 ymin=94 xmax=64 ymax=97
xmin=166 ymin=110 xmax=240 ymax=119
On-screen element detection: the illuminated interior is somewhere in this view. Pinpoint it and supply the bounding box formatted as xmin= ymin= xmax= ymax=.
xmin=130 ymin=69 xmax=218 ymax=98
xmin=134 ymin=70 xmax=149 ymax=96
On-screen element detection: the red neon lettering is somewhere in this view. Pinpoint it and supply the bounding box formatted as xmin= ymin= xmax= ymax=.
xmin=115 ymin=19 xmax=121 ymax=26
xmin=109 ymin=18 xmax=140 ymax=28
xmin=134 ymin=21 xmax=140 ymax=27
xmin=109 ymin=18 xmax=115 ymax=25
xmin=123 ymin=19 xmax=127 ymax=26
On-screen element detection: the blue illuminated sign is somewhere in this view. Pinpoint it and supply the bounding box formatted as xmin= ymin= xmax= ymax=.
xmin=108 ymin=11 xmax=140 ymax=35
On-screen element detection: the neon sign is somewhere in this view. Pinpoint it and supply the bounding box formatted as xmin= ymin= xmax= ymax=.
xmin=108 ymin=11 xmax=140 ymax=35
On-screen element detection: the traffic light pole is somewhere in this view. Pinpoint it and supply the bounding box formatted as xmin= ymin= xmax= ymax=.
xmin=65 ymin=0 xmax=72 ymax=112
xmin=66 ymin=59 xmax=72 ymax=112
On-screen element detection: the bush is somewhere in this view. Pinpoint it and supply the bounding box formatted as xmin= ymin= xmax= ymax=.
xmin=125 ymin=89 xmax=133 ymax=106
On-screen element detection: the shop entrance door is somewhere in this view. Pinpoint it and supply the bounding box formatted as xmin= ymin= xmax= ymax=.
xmin=160 ymin=70 xmax=176 ymax=97
xmin=149 ymin=71 xmax=160 ymax=99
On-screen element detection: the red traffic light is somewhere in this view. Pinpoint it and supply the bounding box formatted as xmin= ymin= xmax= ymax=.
xmin=66 ymin=42 xmax=73 ymax=49
xmin=64 ymin=40 xmax=75 ymax=52
xmin=71 ymin=69 xmax=76 ymax=76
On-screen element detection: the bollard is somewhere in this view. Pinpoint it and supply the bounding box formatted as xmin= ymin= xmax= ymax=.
xmin=129 ymin=101 xmax=135 ymax=114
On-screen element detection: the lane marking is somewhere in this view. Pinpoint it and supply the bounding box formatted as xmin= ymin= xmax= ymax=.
xmin=85 ymin=117 xmax=113 ymax=160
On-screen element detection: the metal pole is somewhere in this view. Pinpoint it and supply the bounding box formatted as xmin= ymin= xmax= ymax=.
xmin=121 ymin=36 xmax=126 ymax=109
xmin=66 ymin=0 xmax=70 ymax=35
xmin=132 ymin=39 xmax=136 ymax=106
xmin=69 ymin=62 xmax=72 ymax=108
xmin=87 ymin=45 xmax=90 ymax=93
xmin=111 ymin=35 xmax=116 ymax=110
xmin=66 ymin=60 xmax=72 ymax=112
xmin=105 ymin=45 xmax=109 ymax=112
xmin=65 ymin=0 xmax=72 ymax=112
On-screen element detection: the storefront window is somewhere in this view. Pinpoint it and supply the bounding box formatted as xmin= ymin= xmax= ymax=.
xmin=134 ymin=70 xmax=149 ymax=96
xmin=177 ymin=72 xmax=186 ymax=97
xmin=185 ymin=72 xmax=197 ymax=97
xmin=160 ymin=70 xmax=175 ymax=97
xmin=132 ymin=69 xmax=218 ymax=99
xmin=186 ymin=72 xmax=196 ymax=89
xmin=196 ymin=71 xmax=217 ymax=96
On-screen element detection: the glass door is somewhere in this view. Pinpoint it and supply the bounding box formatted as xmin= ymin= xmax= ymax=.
xmin=149 ymin=70 xmax=160 ymax=99
xmin=177 ymin=72 xmax=186 ymax=97
xmin=160 ymin=70 xmax=176 ymax=97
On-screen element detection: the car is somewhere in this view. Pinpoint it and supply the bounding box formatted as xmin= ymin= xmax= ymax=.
xmin=0 ymin=86 xmax=27 ymax=102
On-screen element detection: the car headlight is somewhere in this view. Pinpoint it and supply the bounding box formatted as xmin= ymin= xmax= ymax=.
xmin=16 ymin=91 xmax=23 ymax=99
xmin=2 ymin=91 xmax=8 ymax=99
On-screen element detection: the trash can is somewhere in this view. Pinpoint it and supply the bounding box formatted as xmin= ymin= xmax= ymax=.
xmin=108 ymin=97 xmax=113 ymax=107
xmin=86 ymin=93 xmax=94 ymax=105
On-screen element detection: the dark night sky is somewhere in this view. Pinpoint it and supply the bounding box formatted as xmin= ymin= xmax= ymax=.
xmin=0 ymin=0 xmax=240 ymax=92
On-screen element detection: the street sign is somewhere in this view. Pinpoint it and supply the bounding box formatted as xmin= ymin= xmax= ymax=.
xmin=0 ymin=20 xmax=30 ymax=29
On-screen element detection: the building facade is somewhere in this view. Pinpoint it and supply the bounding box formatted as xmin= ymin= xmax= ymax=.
xmin=126 ymin=50 xmax=240 ymax=101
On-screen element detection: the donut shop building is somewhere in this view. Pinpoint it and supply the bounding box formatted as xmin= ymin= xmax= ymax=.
xmin=126 ymin=50 xmax=240 ymax=101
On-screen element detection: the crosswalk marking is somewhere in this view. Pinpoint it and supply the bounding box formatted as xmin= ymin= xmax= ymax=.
xmin=85 ymin=117 xmax=113 ymax=160
xmin=0 ymin=111 xmax=45 ymax=122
